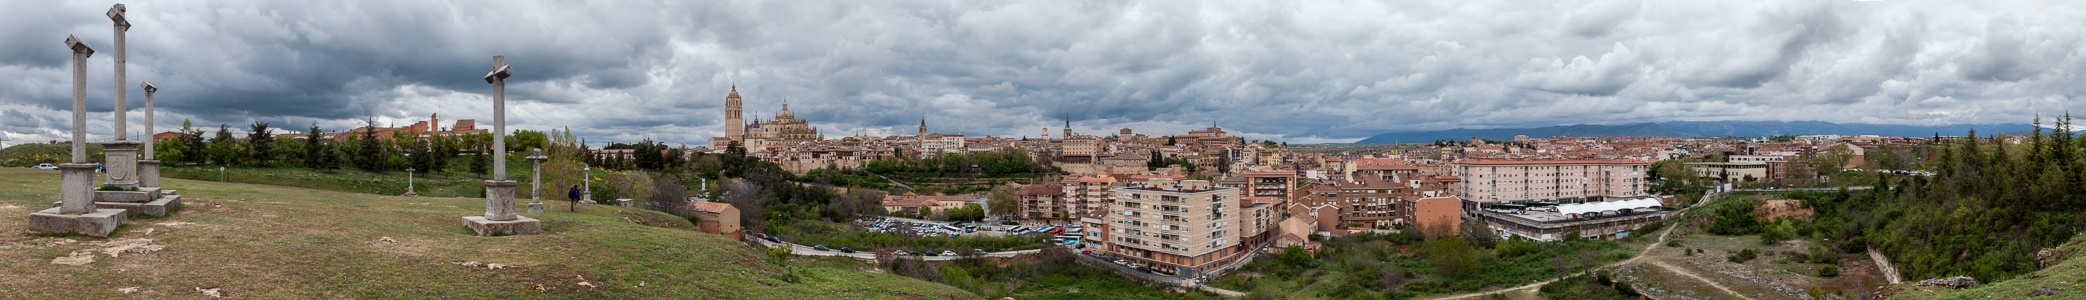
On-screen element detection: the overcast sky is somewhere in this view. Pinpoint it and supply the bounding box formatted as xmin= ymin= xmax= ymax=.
xmin=2 ymin=0 xmax=2082 ymax=146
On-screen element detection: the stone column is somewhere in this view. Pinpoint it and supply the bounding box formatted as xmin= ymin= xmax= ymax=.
xmin=101 ymin=4 xmax=139 ymax=189
xmin=62 ymin=35 xmax=95 ymax=214
xmin=461 ymin=55 xmax=538 ymax=236
xmin=526 ymin=149 xmax=547 ymax=214
xmin=32 ymin=35 xmax=127 ymax=238
xmin=109 ymin=5 xmax=129 ymax=141
xmin=138 ymin=81 xmax=160 ymax=189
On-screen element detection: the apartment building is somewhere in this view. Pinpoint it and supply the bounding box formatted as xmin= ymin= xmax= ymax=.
xmin=1453 ymin=159 xmax=1650 ymax=203
xmin=1018 ymin=183 xmax=1068 ymax=220
xmin=1062 ymin=176 xmax=1116 ymax=217
xmin=1103 ymin=178 xmax=1245 ymax=277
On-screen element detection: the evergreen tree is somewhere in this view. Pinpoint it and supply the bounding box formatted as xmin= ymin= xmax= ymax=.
xmin=304 ymin=123 xmax=325 ymax=168
xmin=247 ymin=122 xmax=274 ymax=167
xmin=356 ymin=121 xmax=384 ymax=171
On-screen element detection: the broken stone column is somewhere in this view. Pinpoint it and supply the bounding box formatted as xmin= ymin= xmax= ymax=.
xmin=31 ymin=35 xmax=128 ymax=238
xmin=138 ymin=81 xmax=161 ymax=190
xmin=462 ymin=55 xmax=541 ymax=236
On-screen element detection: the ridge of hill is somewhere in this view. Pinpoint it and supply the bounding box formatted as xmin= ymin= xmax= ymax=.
xmin=1354 ymin=121 xmax=2036 ymax=144
xmin=0 ymin=167 xmax=971 ymax=299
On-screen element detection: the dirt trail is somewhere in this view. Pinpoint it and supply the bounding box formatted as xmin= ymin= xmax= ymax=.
xmin=1868 ymin=246 xmax=1903 ymax=284
xmin=1648 ymin=261 xmax=1755 ymax=300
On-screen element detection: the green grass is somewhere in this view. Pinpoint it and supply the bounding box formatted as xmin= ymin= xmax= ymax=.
xmin=1214 ymin=234 xmax=1641 ymax=299
xmin=1005 ymin=265 xmax=1216 ymax=300
xmin=0 ymin=167 xmax=972 ymax=299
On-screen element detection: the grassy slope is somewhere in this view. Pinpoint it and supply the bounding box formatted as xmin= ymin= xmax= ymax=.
xmin=0 ymin=167 xmax=971 ymax=299
xmin=1893 ymin=234 xmax=2086 ymax=299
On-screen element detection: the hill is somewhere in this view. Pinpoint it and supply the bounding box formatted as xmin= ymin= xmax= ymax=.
xmin=1354 ymin=121 xmax=2037 ymax=144
xmin=0 ymin=167 xmax=971 ymax=299
xmin=1892 ymin=233 xmax=2086 ymax=299
xmin=0 ymin=143 xmax=105 ymax=167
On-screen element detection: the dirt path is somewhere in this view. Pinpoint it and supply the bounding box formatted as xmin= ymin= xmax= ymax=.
xmin=1649 ymin=260 xmax=1755 ymax=300
xmin=1867 ymin=246 xmax=1903 ymax=284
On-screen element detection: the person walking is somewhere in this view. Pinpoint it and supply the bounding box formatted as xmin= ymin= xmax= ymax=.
xmin=568 ymin=185 xmax=582 ymax=212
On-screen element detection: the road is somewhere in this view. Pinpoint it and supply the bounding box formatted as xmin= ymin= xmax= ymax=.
xmin=754 ymin=238 xmax=1041 ymax=261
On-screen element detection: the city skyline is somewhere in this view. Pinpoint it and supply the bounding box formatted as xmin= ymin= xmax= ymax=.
xmin=2 ymin=0 xmax=2083 ymax=146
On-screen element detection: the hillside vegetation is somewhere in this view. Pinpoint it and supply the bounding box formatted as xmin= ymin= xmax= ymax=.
xmin=0 ymin=167 xmax=970 ymax=299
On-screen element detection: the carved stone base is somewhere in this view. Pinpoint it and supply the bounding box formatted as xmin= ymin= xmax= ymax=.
xmin=462 ymin=215 xmax=542 ymax=236
xmin=527 ymin=202 xmax=544 ymax=214
xmin=102 ymin=141 xmax=140 ymax=189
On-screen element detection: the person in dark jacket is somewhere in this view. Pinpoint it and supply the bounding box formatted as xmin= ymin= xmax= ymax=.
xmin=568 ymin=186 xmax=582 ymax=202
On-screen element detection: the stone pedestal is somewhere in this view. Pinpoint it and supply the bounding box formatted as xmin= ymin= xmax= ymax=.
xmin=464 ymin=180 xmax=540 ymax=236
xmin=103 ymin=141 xmax=140 ymax=188
xmin=483 ymin=180 xmax=518 ymax=221
xmin=138 ymin=160 xmax=160 ymax=189
xmin=527 ymin=202 xmax=544 ymax=214
xmin=55 ymin=194 xmax=181 ymax=218
xmin=32 ymin=164 xmax=127 ymax=237
xmin=462 ymin=215 xmax=542 ymax=236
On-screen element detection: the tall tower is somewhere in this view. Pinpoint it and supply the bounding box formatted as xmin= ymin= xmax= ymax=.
xmin=918 ymin=118 xmax=928 ymax=136
xmin=1062 ymin=119 xmax=1072 ymax=139
xmin=724 ymin=85 xmax=744 ymax=140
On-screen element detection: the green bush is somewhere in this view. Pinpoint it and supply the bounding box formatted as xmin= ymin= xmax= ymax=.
xmin=1665 ymin=240 xmax=1682 ymax=247
xmin=1727 ymin=248 xmax=1757 ymax=263
xmin=1818 ymin=265 xmax=1839 ymax=277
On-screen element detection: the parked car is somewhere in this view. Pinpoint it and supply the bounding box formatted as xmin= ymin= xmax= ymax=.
xmin=941 ymin=250 xmax=957 ymax=256
xmin=813 ymin=245 xmax=830 ymax=251
xmin=32 ymin=163 xmax=58 ymax=170
xmin=924 ymin=251 xmax=940 ymax=257
xmin=764 ymin=236 xmax=781 ymax=243
xmin=893 ymin=250 xmax=909 ymax=256
xmin=839 ymin=247 xmax=856 ymax=253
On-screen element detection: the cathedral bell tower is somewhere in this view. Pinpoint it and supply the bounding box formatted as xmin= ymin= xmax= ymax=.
xmin=724 ymin=85 xmax=744 ymax=141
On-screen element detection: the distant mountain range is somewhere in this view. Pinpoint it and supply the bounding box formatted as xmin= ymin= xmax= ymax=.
xmin=1354 ymin=121 xmax=2037 ymax=144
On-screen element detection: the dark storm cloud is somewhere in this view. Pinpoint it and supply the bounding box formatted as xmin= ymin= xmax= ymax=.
xmin=4 ymin=0 xmax=2085 ymax=145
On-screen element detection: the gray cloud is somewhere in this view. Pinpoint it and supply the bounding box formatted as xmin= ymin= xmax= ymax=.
xmin=2 ymin=0 xmax=2083 ymax=146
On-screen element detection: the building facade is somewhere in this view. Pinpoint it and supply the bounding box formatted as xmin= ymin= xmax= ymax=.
xmin=1453 ymin=159 xmax=1650 ymax=203
xmin=1103 ymin=178 xmax=1245 ymax=277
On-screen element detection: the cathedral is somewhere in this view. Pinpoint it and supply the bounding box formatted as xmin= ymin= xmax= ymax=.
xmin=711 ymin=85 xmax=821 ymax=151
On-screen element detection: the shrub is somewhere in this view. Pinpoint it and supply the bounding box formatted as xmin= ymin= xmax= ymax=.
xmin=1496 ymin=238 xmax=1540 ymax=258
xmin=1818 ymin=265 xmax=1839 ymax=277
xmin=1727 ymin=248 xmax=1757 ymax=263
xmin=1665 ymin=240 xmax=1682 ymax=247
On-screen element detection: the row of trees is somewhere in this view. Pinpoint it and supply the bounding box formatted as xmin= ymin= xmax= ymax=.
xmin=153 ymin=119 xmax=539 ymax=174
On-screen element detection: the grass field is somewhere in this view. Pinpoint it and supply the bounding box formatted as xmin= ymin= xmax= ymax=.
xmin=0 ymin=167 xmax=972 ymax=299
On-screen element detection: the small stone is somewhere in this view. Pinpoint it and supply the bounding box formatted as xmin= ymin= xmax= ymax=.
xmin=486 ymin=263 xmax=507 ymax=270
xmin=144 ymin=228 xmax=155 ymax=236
xmin=456 ymin=261 xmax=483 ymax=267
xmin=52 ymin=251 xmax=95 ymax=266
xmin=119 ymin=287 xmax=139 ymax=294
xmin=378 ymin=236 xmax=396 ymax=243
xmin=195 ymin=287 xmax=222 ymax=298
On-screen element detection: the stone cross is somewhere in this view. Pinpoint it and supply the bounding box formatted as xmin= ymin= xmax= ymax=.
xmin=526 ymin=149 xmax=547 ymax=214
xmin=66 ymin=35 xmax=93 ymax=164
xmin=485 ymin=56 xmax=513 ymax=180
xmin=461 ymin=55 xmax=540 ymax=236
xmin=141 ymin=81 xmax=156 ymax=159
xmin=482 ymin=55 xmax=516 ymax=221
xmin=108 ymin=4 xmax=129 ymax=141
